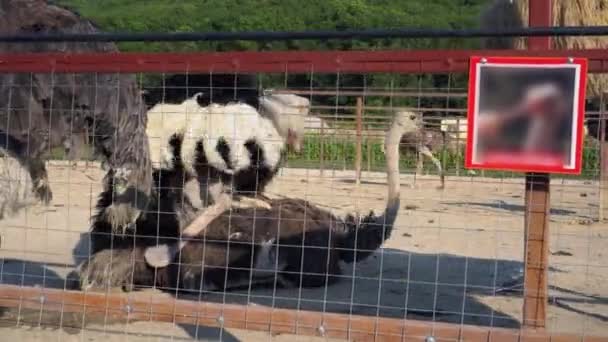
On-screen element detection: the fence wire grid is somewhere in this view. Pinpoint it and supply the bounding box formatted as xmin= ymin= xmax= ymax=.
xmin=0 ymin=54 xmax=606 ymax=342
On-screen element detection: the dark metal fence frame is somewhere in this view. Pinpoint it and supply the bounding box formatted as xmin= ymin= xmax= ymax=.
xmin=1 ymin=2 xmax=608 ymax=340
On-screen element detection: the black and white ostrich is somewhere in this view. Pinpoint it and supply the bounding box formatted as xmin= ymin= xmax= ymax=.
xmin=76 ymin=110 xmax=410 ymax=292
xmin=142 ymin=92 xmax=311 ymax=267
xmin=141 ymin=73 xmax=309 ymax=153
xmin=0 ymin=0 xmax=152 ymax=230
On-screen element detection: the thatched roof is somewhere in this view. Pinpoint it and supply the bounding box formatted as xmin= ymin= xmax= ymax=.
xmin=480 ymin=0 xmax=608 ymax=98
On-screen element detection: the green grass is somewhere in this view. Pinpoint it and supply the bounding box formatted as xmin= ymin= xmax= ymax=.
xmin=283 ymin=135 xmax=603 ymax=179
xmin=49 ymin=135 xmax=602 ymax=180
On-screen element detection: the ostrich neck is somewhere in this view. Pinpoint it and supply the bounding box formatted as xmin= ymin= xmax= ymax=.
xmin=382 ymin=123 xmax=403 ymax=225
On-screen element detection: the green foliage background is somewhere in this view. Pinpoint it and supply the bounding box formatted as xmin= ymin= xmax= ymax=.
xmin=56 ymin=0 xmax=488 ymax=52
xmin=55 ymin=0 xmax=488 ymax=100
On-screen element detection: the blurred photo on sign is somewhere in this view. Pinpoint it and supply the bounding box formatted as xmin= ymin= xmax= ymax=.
xmin=465 ymin=56 xmax=588 ymax=174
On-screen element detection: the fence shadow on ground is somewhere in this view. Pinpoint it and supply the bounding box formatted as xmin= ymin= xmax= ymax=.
xmin=0 ymin=254 xmax=519 ymax=340
xmin=70 ymin=232 xmax=529 ymax=329
xmin=174 ymin=248 xmax=524 ymax=329
xmin=2 ymin=239 xmax=604 ymax=340
xmin=442 ymin=200 xmax=580 ymax=217
xmin=0 ymin=257 xmax=240 ymax=341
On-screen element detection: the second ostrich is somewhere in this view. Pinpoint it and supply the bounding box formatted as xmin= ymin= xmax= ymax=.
xmin=380 ymin=112 xmax=446 ymax=189
xmin=77 ymin=110 xmax=410 ymax=292
xmin=143 ymin=92 xmax=311 ymax=267
xmin=144 ymin=110 xmax=410 ymax=291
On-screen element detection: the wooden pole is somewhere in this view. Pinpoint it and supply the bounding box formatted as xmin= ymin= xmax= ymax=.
xmin=523 ymin=0 xmax=552 ymax=330
xmin=319 ymin=124 xmax=325 ymax=178
xmin=600 ymin=92 xmax=608 ymax=221
xmin=523 ymin=173 xmax=550 ymax=328
xmin=355 ymin=97 xmax=363 ymax=185
xmin=456 ymin=117 xmax=461 ymax=176
xmin=367 ymin=124 xmax=372 ymax=172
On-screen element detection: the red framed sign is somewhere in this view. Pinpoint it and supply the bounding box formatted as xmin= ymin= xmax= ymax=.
xmin=465 ymin=56 xmax=588 ymax=174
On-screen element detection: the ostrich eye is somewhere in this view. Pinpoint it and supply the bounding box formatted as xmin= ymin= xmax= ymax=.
xmin=409 ymin=114 xmax=417 ymax=120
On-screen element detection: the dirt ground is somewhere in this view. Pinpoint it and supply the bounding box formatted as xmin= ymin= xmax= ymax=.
xmin=0 ymin=160 xmax=606 ymax=341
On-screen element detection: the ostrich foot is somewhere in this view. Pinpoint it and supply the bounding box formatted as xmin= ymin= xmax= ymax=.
xmin=437 ymin=175 xmax=445 ymax=190
xmin=77 ymin=249 xmax=137 ymax=292
xmin=439 ymin=170 xmax=446 ymax=188
xmin=104 ymin=166 xmax=151 ymax=230
xmin=33 ymin=180 xmax=52 ymax=204
xmin=103 ymin=204 xmax=141 ymax=235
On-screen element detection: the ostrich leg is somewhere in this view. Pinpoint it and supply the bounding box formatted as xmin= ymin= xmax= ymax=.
xmin=144 ymin=194 xmax=232 ymax=268
xmin=419 ymin=146 xmax=445 ymax=189
xmin=231 ymin=195 xmax=272 ymax=210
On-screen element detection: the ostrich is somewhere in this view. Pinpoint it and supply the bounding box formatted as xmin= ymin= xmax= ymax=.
xmin=0 ymin=0 xmax=152 ymax=230
xmin=141 ymin=73 xmax=310 ymax=154
xmin=0 ymin=114 xmax=85 ymax=220
xmin=163 ymin=109 xmax=410 ymax=290
xmin=143 ymin=92 xmax=311 ymax=266
xmin=145 ymin=92 xmax=310 ymax=204
xmin=380 ymin=112 xmax=446 ymax=189
xmin=76 ymin=110 xmax=411 ymax=292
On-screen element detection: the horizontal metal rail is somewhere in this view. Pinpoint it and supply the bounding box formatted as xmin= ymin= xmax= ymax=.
xmin=1 ymin=285 xmax=606 ymax=342
xmin=1 ymin=25 xmax=608 ymax=43
xmin=0 ymin=49 xmax=607 ymax=74
xmin=0 ymin=49 xmax=606 ymax=340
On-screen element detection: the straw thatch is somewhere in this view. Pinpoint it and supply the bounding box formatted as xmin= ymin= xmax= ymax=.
xmin=480 ymin=0 xmax=608 ymax=98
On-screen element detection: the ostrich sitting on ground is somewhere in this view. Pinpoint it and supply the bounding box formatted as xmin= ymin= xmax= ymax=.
xmin=77 ymin=110 xmax=409 ymax=292
xmin=157 ymin=109 xmax=410 ymax=290
xmin=143 ymin=92 xmax=311 ymax=266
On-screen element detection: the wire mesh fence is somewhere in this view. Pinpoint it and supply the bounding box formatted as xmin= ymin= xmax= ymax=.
xmin=0 ymin=52 xmax=606 ymax=341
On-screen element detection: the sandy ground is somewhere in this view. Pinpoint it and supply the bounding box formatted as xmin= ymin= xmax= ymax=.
xmin=0 ymin=160 xmax=606 ymax=341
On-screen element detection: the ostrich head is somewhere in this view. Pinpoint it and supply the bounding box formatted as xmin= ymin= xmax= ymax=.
xmin=258 ymin=93 xmax=311 ymax=153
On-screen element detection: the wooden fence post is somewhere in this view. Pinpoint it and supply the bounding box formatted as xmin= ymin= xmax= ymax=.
xmin=319 ymin=124 xmax=325 ymax=178
xmin=456 ymin=117 xmax=461 ymax=177
xmin=522 ymin=0 xmax=552 ymax=330
xmin=355 ymin=97 xmax=363 ymax=185
xmin=600 ymin=92 xmax=608 ymax=221
xmin=523 ymin=173 xmax=550 ymax=328
xmin=367 ymin=124 xmax=372 ymax=172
